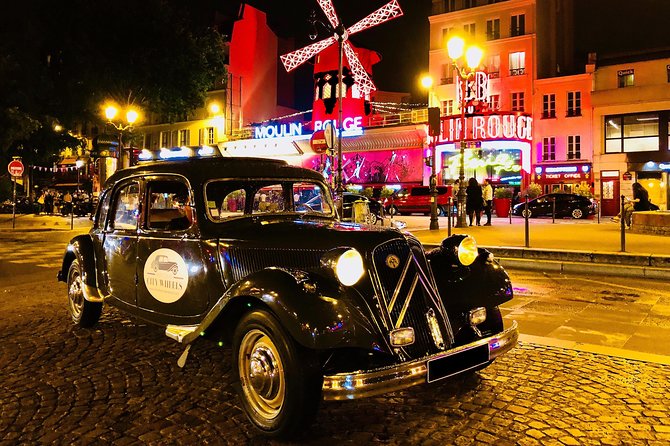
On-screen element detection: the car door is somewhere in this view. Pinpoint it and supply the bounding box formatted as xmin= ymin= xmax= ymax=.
xmin=533 ymin=196 xmax=552 ymax=216
xmin=102 ymin=179 xmax=141 ymax=307
xmin=135 ymin=176 xmax=211 ymax=324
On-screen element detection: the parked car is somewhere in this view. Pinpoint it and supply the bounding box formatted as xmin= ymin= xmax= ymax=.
xmin=512 ymin=193 xmax=596 ymax=219
xmin=342 ymin=192 xmax=384 ymax=224
xmin=58 ymin=155 xmax=517 ymax=438
xmin=384 ymin=185 xmax=453 ymax=216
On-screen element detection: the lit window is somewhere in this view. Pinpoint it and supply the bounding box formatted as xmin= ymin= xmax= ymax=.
xmin=617 ymin=69 xmax=634 ymax=88
xmin=604 ymin=113 xmax=659 ymax=153
xmin=463 ymin=23 xmax=475 ymax=37
xmin=488 ymin=94 xmax=500 ymax=111
xmin=160 ymin=131 xmax=170 ymax=148
xmin=509 ymin=52 xmax=525 ymax=76
xmin=486 ymin=54 xmax=500 ymax=78
xmin=441 ymin=100 xmax=454 ymax=116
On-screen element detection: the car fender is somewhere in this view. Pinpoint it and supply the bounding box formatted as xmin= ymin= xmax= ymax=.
xmin=192 ymin=268 xmax=384 ymax=351
xmin=57 ymin=234 xmax=105 ymax=303
xmin=426 ymin=243 xmax=513 ymax=312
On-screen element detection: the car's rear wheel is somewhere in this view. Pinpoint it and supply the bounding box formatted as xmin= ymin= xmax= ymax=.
xmin=571 ymin=208 xmax=584 ymax=219
xmin=367 ymin=212 xmax=378 ymax=225
xmin=67 ymin=259 xmax=102 ymax=327
xmin=521 ymin=209 xmax=532 ymax=218
xmin=233 ymin=309 xmax=322 ymax=438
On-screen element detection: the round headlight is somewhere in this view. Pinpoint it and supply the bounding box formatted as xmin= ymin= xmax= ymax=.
xmin=335 ymin=249 xmax=365 ymax=286
xmin=457 ymin=236 xmax=478 ymax=266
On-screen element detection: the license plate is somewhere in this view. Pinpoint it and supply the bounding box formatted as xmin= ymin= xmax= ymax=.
xmin=426 ymin=344 xmax=490 ymax=383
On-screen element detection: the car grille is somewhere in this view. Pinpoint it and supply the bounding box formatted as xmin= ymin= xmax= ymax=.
xmin=225 ymin=247 xmax=325 ymax=282
xmin=372 ymin=239 xmax=453 ymax=359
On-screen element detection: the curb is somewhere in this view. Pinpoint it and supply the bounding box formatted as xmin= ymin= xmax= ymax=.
xmin=498 ymin=257 xmax=670 ymax=280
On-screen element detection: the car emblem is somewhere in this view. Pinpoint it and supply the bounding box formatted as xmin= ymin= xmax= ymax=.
xmin=386 ymin=254 xmax=400 ymax=269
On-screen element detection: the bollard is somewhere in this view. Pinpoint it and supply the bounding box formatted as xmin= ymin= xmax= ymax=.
xmin=620 ymin=194 xmax=626 ymax=252
xmin=552 ymin=197 xmax=556 ymax=224
xmin=524 ymin=194 xmax=530 ymax=248
xmin=597 ymin=198 xmax=600 ymax=224
xmin=447 ymin=196 xmax=452 ymax=237
xmin=509 ymin=201 xmax=512 ymax=224
xmin=12 ymin=176 xmax=17 ymax=230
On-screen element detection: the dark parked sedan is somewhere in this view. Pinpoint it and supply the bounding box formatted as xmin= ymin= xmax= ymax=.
xmin=513 ymin=193 xmax=595 ymax=219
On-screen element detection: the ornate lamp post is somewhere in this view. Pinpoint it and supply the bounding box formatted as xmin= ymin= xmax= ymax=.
xmin=421 ymin=75 xmax=440 ymax=230
xmin=447 ymin=36 xmax=483 ymax=228
xmin=104 ymin=104 xmax=140 ymax=169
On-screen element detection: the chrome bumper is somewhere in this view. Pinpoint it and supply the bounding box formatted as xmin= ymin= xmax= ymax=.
xmin=322 ymin=320 xmax=518 ymax=401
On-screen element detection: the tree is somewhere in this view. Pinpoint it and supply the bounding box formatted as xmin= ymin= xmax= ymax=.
xmin=0 ymin=0 xmax=228 ymax=166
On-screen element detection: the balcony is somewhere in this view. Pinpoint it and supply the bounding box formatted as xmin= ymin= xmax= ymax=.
xmin=488 ymin=71 xmax=500 ymax=79
xmin=509 ymin=67 xmax=525 ymax=76
xmin=440 ymin=77 xmax=454 ymax=85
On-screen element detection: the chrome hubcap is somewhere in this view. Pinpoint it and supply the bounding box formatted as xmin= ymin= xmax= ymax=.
xmin=68 ymin=269 xmax=84 ymax=318
xmin=239 ymin=329 xmax=285 ymax=420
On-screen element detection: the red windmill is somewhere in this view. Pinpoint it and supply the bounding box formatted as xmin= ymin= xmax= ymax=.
xmin=280 ymin=0 xmax=403 ymax=196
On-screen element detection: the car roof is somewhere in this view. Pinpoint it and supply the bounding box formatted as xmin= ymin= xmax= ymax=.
xmin=105 ymin=157 xmax=326 ymax=188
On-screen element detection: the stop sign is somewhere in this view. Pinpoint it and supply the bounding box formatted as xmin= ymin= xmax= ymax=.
xmin=7 ymin=160 xmax=24 ymax=177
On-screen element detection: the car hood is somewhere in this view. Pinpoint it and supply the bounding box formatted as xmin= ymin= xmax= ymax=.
xmin=211 ymin=217 xmax=407 ymax=253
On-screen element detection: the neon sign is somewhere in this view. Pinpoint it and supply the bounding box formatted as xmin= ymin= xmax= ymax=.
xmin=545 ymin=166 xmax=578 ymax=174
xmin=438 ymin=114 xmax=532 ymax=143
xmin=314 ymin=117 xmax=364 ymax=136
xmin=254 ymin=122 xmax=303 ymax=139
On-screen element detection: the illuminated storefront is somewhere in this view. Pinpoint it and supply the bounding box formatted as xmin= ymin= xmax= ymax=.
xmin=532 ymin=163 xmax=593 ymax=195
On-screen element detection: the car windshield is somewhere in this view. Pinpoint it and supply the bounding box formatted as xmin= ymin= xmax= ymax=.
xmin=205 ymin=179 xmax=334 ymax=221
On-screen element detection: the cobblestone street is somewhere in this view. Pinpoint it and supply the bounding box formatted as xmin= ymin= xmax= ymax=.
xmin=1 ymin=283 xmax=670 ymax=445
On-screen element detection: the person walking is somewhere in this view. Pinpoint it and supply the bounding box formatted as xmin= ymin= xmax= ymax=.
xmin=465 ymin=177 xmax=483 ymax=226
xmin=482 ymin=179 xmax=493 ymax=226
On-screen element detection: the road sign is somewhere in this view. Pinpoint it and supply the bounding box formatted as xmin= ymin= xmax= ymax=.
xmin=8 ymin=159 xmax=24 ymax=177
xmin=310 ymin=130 xmax=328 ymax=154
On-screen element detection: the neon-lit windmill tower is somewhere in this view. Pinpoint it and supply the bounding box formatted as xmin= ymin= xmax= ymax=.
xmin=280 ymin=0 xmax=403 ymax=200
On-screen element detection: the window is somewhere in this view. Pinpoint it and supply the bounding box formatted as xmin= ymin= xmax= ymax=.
xmin=178 ymin=129 xmax=190 ymax=146
xmin=206 ymin=127 xmax=215 ymax=145
xmin=567 ymin=91 xmax=581 ymax=116
xmin=511 ymin=14 xmax=525 ymax=36
xmin=605 ymin=113 xmax=660 ymax=153
xmin=567 ymin=135 xmax=581 ymax=159
xmin=488 ymin=94 xmax=500 ymax=111
xmin=440 ymin=63 xmax=454 ymax=84
xmin=617 ymin=69 xmax=634 ymax=88
xmin=511 ymin=92 xmax=525 ymax=111
xmin=667 ymin=65 xmax=670 ymax=83
xmin=463 ymin=23 xmax=475 ymax=37
xmin=441 ymin=100 xmax=454 ymax=116
xmin=111 ymin=182 xmax=140 ymax=230
xmin=441 ymin=27 xmax=453 ymax=46
xmin=486 ymin=54 xmax=500 ymax=78
xmin=542 ymin=137 xmax=556 ymax=161
xmin=147 ymin=180 xmax=193 ymax=231
xmin=509 ymin=52 xmax=525 ymax=75
xmin=542 ymin=94 xmax=556 ymax=118
xmin=486 ymin=19 xmax=500 ymax=40
xmin=160 ymin=131 xmax=170 ymax=148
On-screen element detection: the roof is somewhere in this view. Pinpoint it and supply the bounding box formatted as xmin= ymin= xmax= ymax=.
xmin=105 ymin=156 xmax=325 ymax=189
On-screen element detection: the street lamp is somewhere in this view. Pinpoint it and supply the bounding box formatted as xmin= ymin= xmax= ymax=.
xmin=104 ymin=103 xmax=140 ymax=169
xmin=421 ymin=75 xmax=440 ymax=230
xmin=75 ymin=158 xmax=84 ymax=195
xmin=447 ymin=36 xmax=483 ymax=228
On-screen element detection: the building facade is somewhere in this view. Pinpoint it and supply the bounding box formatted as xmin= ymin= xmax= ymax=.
xmin=592 ymin=52 xmax=670 ymax=215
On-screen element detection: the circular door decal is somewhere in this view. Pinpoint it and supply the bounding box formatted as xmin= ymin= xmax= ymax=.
xmin=144 ymin=248 xmax=189 ymax=303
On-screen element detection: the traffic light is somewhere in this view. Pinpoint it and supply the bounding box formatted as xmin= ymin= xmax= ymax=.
xmin=428 ymin=107 xmax=440 ymax=137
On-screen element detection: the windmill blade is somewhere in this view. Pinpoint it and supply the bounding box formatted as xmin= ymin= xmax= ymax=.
xmin=343 ymin=41 xmax=376 ymax=95
xmin=347 ymin=0 xmax=403 ymax=36
xmin=281 ymin=36 xmax=337 ymax=72
xmin=318 ymin=0 xmax=340 ymax=29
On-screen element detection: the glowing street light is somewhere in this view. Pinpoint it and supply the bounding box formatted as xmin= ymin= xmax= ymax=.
xmin=447 ymin=36 xmax=484 ymax=228
xmin=103 ymin=102 xmax=141 ymax=169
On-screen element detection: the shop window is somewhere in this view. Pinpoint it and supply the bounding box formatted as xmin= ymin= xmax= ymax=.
xmin=542 ymin=137 xmax=556 ymax=161
xmin=509 ymin=52 xmax=525 ymax=76
xmin=617 ymin=69 xmax=634 ymax=88
xmin=486 ymin=19 xmax=500 ymax=40
xmin=511 ymin=14 xmax=525 ymax=37
xmin=567 ymin=91 xmax=581 ymax=117
xmin=511 ymin=92 xmax=525 ymax=112
xmin=568 ymin=135 xmax=581 ymax=160
xmin=604 ymin=113 xmax=660 ymax=153
xmin=542 ymin=94 xmax=556 ymax=118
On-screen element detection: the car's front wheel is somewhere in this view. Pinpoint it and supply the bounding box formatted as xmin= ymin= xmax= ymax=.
xmin=521 ymin=209 xmax=533 ymax=218
xmin=367 ymin=212 xmax=378 ymax=225
xmin=67 ymin=259 xmax=102 ymax=327
xmin=233 ymin=309 xmax=322 ymax=438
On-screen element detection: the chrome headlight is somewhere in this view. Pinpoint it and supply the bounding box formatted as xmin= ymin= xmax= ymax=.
xmin=335 ymin=249 xmax=365 ymax=286
xmin=457 ymin=236 xmax=478 ymax=266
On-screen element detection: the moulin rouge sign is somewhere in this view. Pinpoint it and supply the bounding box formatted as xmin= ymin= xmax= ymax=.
xmin=438 ymin=113 xmax=533 ymax=144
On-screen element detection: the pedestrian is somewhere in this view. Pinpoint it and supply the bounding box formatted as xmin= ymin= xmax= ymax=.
xmin=45 ymin=191 xmax=54 ymax=215
xmin=465 ymin=177 xmax=483 ymax=226
xmin=37 ymin=191 xmax=45 ymax=214
xmin=482 ymin=179 xmax=493 ymax=226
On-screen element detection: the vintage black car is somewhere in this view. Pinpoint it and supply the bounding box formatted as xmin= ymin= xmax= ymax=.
xmin=58 ymin=155 xmax=517 ymax=438
xmin=512 ymin=192 xmax=596 ymax=219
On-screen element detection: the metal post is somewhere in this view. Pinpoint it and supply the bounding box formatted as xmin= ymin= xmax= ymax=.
xmin=447 ymin=196 xmax=453 ymax=236
xmin=429 ymin=137 xmax=439 ymax=230
xmin=552 ymin=197 xmax=556 ymax=223
xmin=597 ymin=199 xmax=601 ymax=224
xmin=524 ymin=194 xmax=530 ymax=248
xmin=12 ymin=176 xmax=16 ymax=230
xmin=509 ymin=201 xmax=512 ymax=224
xmin=620 ymin=194 xmax=626 ymax=252
xmin=335 ymin=29 xmax=345 ymax=220
xmin=456 ymin=72 xmax=468 ymax=228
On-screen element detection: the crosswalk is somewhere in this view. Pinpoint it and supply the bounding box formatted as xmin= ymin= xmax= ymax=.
xmin=0 ymin=244 xmax=65 ymax=269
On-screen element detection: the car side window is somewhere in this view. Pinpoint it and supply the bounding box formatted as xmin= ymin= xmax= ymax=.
xmin=111 ymin=183 xmax=140 ymax=230
xmin=146 ymin=180 xmax=193 ymax=231
xmin=94 ymin=190 xmax=111 ymax=230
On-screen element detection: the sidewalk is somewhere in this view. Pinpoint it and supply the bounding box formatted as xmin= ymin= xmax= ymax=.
xmin=0 ymin=214 xmax=92 ymax=231
xmin=405 ymin=215 xmax=670 ymax=279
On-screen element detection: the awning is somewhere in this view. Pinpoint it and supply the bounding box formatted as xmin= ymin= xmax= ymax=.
xmin=295 ymin=126 xmax=427 ymax=154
